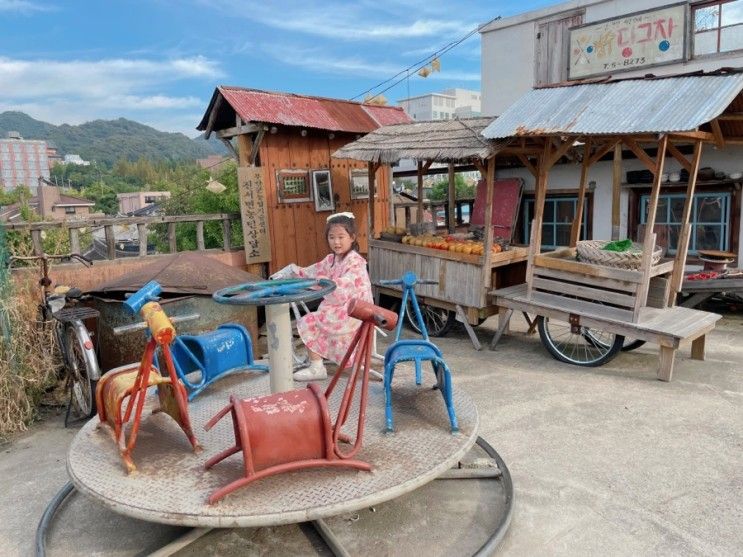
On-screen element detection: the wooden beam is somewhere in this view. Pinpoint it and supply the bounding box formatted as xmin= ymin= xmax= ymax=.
xmin=666 ymin=141 xmax=692 ymax=173
xmin=546 ymin=138 xmax=574 ymax=169
xmin=516 ymin=154 xmax=538 ymax=178
xmin=472 ymin=159 xmax=487 ymax=176
xmin=417 ymin=160 xmax=424 ymax=224
xmin=587 ymin=139 xmax=620 ymax=166
xmin=570 ymin=138 xmax=591 ymax=247
xmin=368 ymin=161 xmax=377 ymax=238
xmin=220 ymin=138 xmax=238 ymax=161
xmin=422 ymin=159 xmax=434 ymax=172
xmin=481 ymin=156 xmax=496 ymax=288
xmin=669 ymin=141 xmax=704 ymax=304
xmin=623 ymin=137 xmax=657 ymax=174
xmin=717 ymin=112 xmax=743 ymax=120
xmin=250 ymin=128 xmax=265 ymax=166
xmin=641 ymin=135 xmax=668 ymax=250
xmin=447 ymin=163 xmax=456 ymax=233
xmin=710 ymin=119 xmax=725 ymax=148
xmin=612 ymin=142 xmax=622 ymax=241
xmin=668 ymin=130 xmax=715 ymax=142
xmin=204 ymin=94 xmax=223 ymax=139
xmin=216 ymin=123 xmax=260 ymax=139
xmin=236 ymin=135 xmax=252 ymax=166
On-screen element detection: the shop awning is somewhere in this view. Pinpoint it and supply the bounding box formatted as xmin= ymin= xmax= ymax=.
xmin=482 ymin=72 xmax=743 ymax=139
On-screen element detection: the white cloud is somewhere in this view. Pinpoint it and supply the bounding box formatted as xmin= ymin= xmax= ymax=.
xmin=0 ymin=56 xmax=221 ymax=99
xmin=201 ymin=0 xmax=476 ymax=41
xmin=0 ymin=0 xmax=49 ymax=12
xmin=0 ymin=56 xmax=220 ymax=133
xmin=261 ymin=44 xmax=403 ymax=77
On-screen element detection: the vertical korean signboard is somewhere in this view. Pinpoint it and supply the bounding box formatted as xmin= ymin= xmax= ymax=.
xmin=568 ymin=4 xmax=687 ymax=80
xmin=238 ymin=166 xmax=271 ymax=264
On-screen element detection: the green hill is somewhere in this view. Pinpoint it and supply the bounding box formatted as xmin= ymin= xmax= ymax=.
xmin=0 ymin=111 xmax=221 ymax=165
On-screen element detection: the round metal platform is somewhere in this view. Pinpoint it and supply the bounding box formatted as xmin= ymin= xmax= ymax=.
xmin=67 ymin=372 xmax=479 ymax=528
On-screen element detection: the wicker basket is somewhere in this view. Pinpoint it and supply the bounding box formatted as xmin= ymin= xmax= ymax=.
xmin=576 ymin=240 xmax=663 ymax=270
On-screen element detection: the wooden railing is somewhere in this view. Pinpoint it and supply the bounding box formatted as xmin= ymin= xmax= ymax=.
xmin=393 ymin=198 xmax=474 ymax=230
xmin=2 ymin=213 xmax=241 ymax=259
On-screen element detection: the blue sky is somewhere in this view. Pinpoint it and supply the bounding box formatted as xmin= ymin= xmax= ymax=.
xmin=0 ymin=0 xmax=560 ymax=137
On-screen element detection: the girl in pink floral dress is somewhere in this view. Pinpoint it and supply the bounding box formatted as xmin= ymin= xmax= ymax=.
xmin=271 ymin=213 xmax=373 ymax=381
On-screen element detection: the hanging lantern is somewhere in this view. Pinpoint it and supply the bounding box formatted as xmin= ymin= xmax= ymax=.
xmin=206 ymin=178 xmax=226 ymax=194
xmin=417 ymin=66 xmax=431 ymax=78
xmin=431 ymin=58 xmax=441 ymax=72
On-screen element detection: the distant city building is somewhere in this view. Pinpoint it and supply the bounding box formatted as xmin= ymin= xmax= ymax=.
xmin=397 ymin=88 xmax=481 ymax=121
xmin=46 ymin=143 xmax=62 ymax=168
xmin=63 ymin=154 xmax=90 ymax=166
xmin=117 ymin=191 xmax=171 ymax=215
xmin=0 ymin=132 xmax=50 ymax=192
xmin=0 ymin=184 xmax=96 ymax=222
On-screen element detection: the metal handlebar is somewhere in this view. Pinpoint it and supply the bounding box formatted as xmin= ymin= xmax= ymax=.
xmin=112 ymin=313 xmax=200 ymax=336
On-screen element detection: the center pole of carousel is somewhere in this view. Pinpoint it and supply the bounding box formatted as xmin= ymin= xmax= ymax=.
xmin=265 ymin=302 xmax=294 ymax=393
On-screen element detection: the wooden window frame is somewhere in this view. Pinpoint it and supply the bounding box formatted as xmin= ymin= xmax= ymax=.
xmin=516 ymin=190 xmax=594 ymax=248
xmin=628 ymin=182 xmax=740 ymax=260
xmin=692 ymin=0 xmax=743 ymax=58
xmin=276 ymin=169 xmax=311 ymax=203
xmin=311 ymin=169 xmax=335 ymax=212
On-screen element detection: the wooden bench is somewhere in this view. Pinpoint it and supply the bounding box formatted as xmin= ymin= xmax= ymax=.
xmin=490 ymin=283 xmax=722 ymax=381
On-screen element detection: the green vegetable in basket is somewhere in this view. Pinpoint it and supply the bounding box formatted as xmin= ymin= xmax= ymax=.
xmin=602 ymin=239 xmax=633 ymax=252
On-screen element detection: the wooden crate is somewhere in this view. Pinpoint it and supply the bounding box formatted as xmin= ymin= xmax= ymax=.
xmin=528 ymin=247 xmax=674 ymax=323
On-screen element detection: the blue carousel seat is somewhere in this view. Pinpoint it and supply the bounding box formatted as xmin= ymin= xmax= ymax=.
xmin=170 ymin=323 xmax=268 ymax=400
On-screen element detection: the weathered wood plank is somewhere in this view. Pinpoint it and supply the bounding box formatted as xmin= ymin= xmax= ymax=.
xmin=168 ymin=222 xmax=177 ymax=253
xmin=534 ymin=266 xmax=639 ymax=293
xmin=532 ymin=277 xmax=636 ymax=307
xmin=196 ymin=221 xmax=205 ymax=251
xmin=533 ymin=254 xmax=644 ymax=283
xmin=2 ymin=213 xmax=240 ymax=231
xmin=104 ymin=225 xmax=116 ymax=259
xmin=222 ymin=218 xmax=231 ymax=251
xmin=137 ymin=223 xmax=147 ymax=256
xmin=69 ymin=228 xmax=80 ymax=255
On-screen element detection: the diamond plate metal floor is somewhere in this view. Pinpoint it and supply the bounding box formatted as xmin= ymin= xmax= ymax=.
xmin=67 ymin=371 xmax=478 ymax=528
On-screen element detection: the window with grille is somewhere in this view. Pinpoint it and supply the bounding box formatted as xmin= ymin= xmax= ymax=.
xmin=522 ymin=196 xmax=589 ymax=249
xmin=693 ymin=0 xmax=743 ymax=56
xmin=639 ymin=192 xmax=731 ymax=254
xmin=64 ymin=207 xmax=76 ymax=214
xmin=277 ymin=170 xmax=311 ymax=202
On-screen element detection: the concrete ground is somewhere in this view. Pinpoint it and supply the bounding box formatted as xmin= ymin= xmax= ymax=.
xmin=1 ymin=311 xmax=741 ymax=556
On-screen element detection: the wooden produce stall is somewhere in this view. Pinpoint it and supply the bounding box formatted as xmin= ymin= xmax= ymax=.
xmin=333 ymin=118 xmax=529 ymax=348
xmin=482 ymin=72 xmax=743 ymax=381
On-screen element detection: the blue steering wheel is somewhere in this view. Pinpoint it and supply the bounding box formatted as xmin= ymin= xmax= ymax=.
xmin=212 ymin=278 xmax=336 ymax=306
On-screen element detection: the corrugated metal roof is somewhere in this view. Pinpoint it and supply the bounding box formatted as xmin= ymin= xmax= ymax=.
xmin=482 ymin=74 xmax=743 ymax=138
xmin=198 ymin=87 xmax=410 ymax=134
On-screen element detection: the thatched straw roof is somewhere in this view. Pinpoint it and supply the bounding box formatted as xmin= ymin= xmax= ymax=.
xmin=332 ymin=116 xmax=505 ymax=163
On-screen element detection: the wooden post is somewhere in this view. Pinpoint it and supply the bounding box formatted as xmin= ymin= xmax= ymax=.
xmin=482 ymin=156 xmax=496 ymax=288
xmin=668 ymin=140 xmax=704 ymax=305
xmin=611 ymin=143 xmax=622 ymax=240
xmin=368 ymin=161 xmax=377 ymax=239
xmin=31 ymin=230 xmax=43 ymax=255
xmin=641 ymin=135 xmax=668 ymax=249
xmin=69 ymin=228 xmax=80 ymax=255
xmin=168 ymin=222 xmax=177 ymax=253
xmin=236 ymin=135 xmax=253 ymax=166
xmin=416 ymin=160 xmax=424 ymax=224
xmin=104 ymin=225 xmax=116 ymax=259
xmin=570 ymin=138 xmax=591 ymax=247
xmin=447 ymin=162 xmax=456 ymax=233
xmin=196 ymin=221 xmax=205 ymax=251
xmin=222 ymin=218 xmax=232 ymax=251
xmin=532 ymin=141 xmax=552 ymax=252
xmin=137 ymin=223 xmax=147 ymax=256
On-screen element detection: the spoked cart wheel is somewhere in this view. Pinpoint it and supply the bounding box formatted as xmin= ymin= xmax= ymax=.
xmin=405 ymin=299 xmax=456 ymax=337
xmin=64 ymin=326 xmax=97 ymax=420
xmin=537 ymin=315 xmax=624 ymax=367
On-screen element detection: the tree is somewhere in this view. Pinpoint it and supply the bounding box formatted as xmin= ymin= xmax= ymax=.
xmin=429 ymin=174 xmax=474 ymax=201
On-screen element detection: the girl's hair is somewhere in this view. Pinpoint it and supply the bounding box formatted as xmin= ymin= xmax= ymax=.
xmin=325 ymin=214 xmax=360 ymax=256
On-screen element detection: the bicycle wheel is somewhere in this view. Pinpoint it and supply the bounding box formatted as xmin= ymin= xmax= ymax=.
xmin=405 ymin=298 xmax=456 ymax=337
xmin=64 ymin=325 xmax=97 ymax=419
xmin=585 ymin=334 xmax=647 ymax=352
xmin=537 ymin=316 xmax=624 ymax=367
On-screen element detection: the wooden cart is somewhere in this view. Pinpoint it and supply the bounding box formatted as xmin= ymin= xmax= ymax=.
xmin=333 ymin=118 xmax=529 ymax=348
xmin=482 ymin=73 xmax=741 ymax=381
xmin=370 ymin=240 xmax=527 ymax=347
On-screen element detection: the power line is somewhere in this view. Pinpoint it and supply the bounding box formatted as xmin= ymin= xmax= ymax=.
xmin=350 ymin=16 xmax=501 ymax=102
